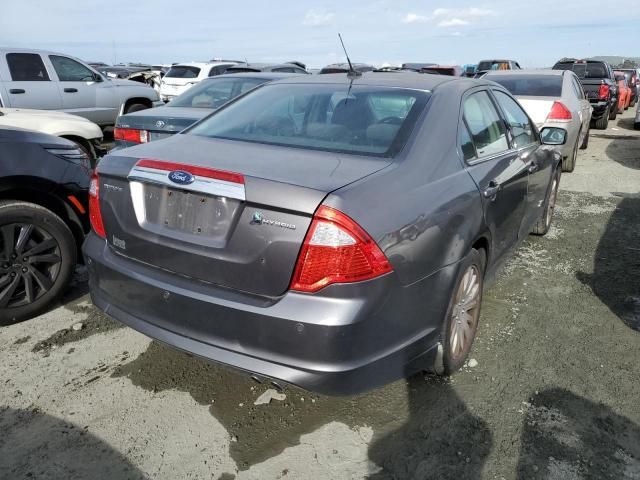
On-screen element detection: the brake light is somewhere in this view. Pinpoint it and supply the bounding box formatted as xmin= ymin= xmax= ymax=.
xmin=546 ymin=101 xmax=572 ymax=121
xmin=598 ymin=83 xmax=610 ymax=100
xmin=114 ymin=127 xmax=148 ymax=144
xmin=290 ymin=206 xmax=392 ymax=293
xmin=89 ymin=173 xmax=106 ymax=238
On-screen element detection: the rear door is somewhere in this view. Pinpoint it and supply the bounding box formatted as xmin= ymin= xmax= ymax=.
xmin=491 ymin=89 xmax=553 ymax=235
xmin=568 ymin=73 xmax=592 ymax=131
xmin=2 ymin=53 xmax=62 ymax=110
xmin=460 ymin=89 xmax=529 ymax=259
xmin=47 ymin=54 xmax=104 ymax=123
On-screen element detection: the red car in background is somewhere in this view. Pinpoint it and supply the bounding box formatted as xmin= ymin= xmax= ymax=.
xmin=614 ymin=71 xmax=632 ymax=113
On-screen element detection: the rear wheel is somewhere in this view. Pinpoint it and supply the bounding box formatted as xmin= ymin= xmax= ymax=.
xmin=0 ymin=201 xmax=76 ymax=325
xmin=562 ymin=137 xmax=579 ymax=172
xmin=593 ymin=112 xmax=609 ymax=130
xmin=125 ymin=103 xmax=149 ymax=114
xmin=441 ymin=248 xmax=484 ymax=374
xmin=532 ymin=170 xmax=560 ymax=236
xmin=609 ymin=104 xmax=617 ymax=120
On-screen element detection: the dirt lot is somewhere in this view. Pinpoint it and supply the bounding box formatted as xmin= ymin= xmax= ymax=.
xmin=1 ymin=110 xmax=639 ymax=480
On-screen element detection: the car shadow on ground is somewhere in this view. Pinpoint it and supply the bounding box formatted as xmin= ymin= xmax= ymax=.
xmin=515 ymin=388 xmax=640 ymax=479
xmin=366 ymin=375 xmax=492 ymax=479
xmin=614 ymin=116 xmax=638 ymax=132
xmin=0 ymin=407 xmax=146 ymax=479
xmin=577 ymin=196 xmax=640 ymax=331
xmin=604 ymin=136 xmax=640 ymax=169
xmin=112 ymin=341 xmax=491 ymax=475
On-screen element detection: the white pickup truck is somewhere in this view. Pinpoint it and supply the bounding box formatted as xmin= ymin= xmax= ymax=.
xmin=0 ymin=48 xmax=163 ymax=126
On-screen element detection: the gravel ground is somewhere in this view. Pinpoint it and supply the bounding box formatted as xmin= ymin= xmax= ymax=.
xmin=1 ymin=110 xmax=639 ymax=480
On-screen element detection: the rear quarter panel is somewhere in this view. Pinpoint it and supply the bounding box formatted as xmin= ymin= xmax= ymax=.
xmin=325 ymin=84 xmax=485 ymax=286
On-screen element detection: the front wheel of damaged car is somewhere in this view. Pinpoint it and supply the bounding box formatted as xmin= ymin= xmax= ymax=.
xmin=531 ymin=170 xmax=560 ymax=236
xmin=0 ymin=201 xmax=77 ymax=325
xmin=441 ymin=248 xmax=485 ymax=374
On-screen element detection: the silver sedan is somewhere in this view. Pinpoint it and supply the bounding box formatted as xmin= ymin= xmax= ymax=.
xmin=485 ymin=69 xmax=592 ymax=172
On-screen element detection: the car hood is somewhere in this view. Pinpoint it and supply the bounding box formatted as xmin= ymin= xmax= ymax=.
xmin=116 ymin=106 xmax=212 ymax=132
xmin=0 ymin=108 xmax=103 ymax=139
xmin=0 ymin=126 xmax=77 ymax=148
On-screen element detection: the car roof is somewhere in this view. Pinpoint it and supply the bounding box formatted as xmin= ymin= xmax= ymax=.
xmin=170 ymin=62 xmax=237 ymax=68
xmin=266 ymin=71 xmax=479 ymax=91
xmin=201 ymin=72 xmax=302 ymax=81
xmin=226 ymin=63 xmax=302 ymax=70
xmin=485 ymin=69 xmax=564 ymax=77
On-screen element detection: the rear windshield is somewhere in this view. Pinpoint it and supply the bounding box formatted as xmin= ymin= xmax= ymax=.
xmin=188 ymin=83 xmax=429 ymax=157
xmin=422 ymin=68 xmax=456 ymax=76
xmin=165 ymin=66 xmax=201 ymax=78
xmin=169 ymin=77 xmax=268 ymax=108
xmin=488 ymin=75 xmax=563 ymax=97
xmin=555 ymin=63 xmax=607 ymax=79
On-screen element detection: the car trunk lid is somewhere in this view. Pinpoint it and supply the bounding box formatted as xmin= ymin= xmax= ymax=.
xmin=97 ymin=134 xmax=391 ymax=296
xmin=116 ymin=106 xmax=213 ymax=137
xmin=516 ymin=97 xmax=556 ymax=127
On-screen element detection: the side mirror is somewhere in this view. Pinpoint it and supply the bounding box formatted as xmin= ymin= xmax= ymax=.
xmin=93 ymin=73 xmax=103 ymax=83
xmin=540 ymin=127 xmax=567 ymax=146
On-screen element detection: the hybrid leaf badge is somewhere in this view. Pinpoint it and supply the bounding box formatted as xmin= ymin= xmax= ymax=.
xmin=251 ymin=211 xmax=296 ymax=230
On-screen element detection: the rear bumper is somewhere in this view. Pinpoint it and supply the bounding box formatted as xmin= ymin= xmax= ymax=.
xmin=83 ymin=233 xmax=458 ymax=395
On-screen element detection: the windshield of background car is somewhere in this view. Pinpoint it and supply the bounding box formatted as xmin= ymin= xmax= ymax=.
xmin=188 ymin=83 xmax=429 ymax=156
xmin=165 ymin=66 xmax=201 ymax=78
xmin=489 ymin=75 xmax=562 ymax=97
xmin=169 ymin=77 xmax=267 ymax=108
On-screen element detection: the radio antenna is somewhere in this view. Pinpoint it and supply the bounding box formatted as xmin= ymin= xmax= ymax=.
xmin=338 ymin=33 xmax=361 ymax=78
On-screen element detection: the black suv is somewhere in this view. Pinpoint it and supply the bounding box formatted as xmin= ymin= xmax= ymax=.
xmin=553 ymin=59 xmax=618 ymax=129
xmin=0 ymin=127 xmax=90 ymax=323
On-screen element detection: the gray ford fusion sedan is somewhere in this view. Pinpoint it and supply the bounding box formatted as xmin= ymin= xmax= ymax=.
xmin=84 ymin=72 xmax=564 ymax=394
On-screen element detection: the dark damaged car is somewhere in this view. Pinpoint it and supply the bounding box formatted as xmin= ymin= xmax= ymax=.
xmin=84 ymin=73 xmax=565 ymax=394
xmin=113 ymin=72 xmax=299 ymax=148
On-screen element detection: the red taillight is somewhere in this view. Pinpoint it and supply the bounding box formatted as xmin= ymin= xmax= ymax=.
xmin=546 ymin=101 xmax=572 ymax=121
xmin=89 ymin=173 xmax=106 ymax=238
xmin=114 ymin=127 xmax=148 ymax=144
xmin=598 ymin=83 xmax=610 ymax=100
xmin=290 ymin=206 xmax=392 ymax=293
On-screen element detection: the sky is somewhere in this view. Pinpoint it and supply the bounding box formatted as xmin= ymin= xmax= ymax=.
xmin=2 ymin=0 xmax=639 ymax=68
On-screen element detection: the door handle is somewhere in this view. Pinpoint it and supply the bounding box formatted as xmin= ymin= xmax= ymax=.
xmin=64 ymin=88 xmax=78 ymax=93
xmin=527 ymin=161 xmax=539 ymax=174
xmin=9 ymin=89 xmax=25 ymax=94
xmin=483 ymin=181 xmax=501 ymax=200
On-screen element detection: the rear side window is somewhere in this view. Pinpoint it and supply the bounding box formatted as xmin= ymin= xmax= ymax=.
xmin=6 ymin=53 xmax=49 ymax=81
xmin=489 ymin=75 xmax=562 ymax=97
xmin=493 ymin=91 xmax=537 ymax=149
xmin=208 ymin=66 xmax=228 ymax=77
xmin=273 ymin=67 xmax=296 ymax=73
xmin=165 ymin=66 xmax=201 ymax=78
xmin=49 ymin=55 xmax=95 ymax=81
xmin=463 ymin=91 xmax=509 ymax=157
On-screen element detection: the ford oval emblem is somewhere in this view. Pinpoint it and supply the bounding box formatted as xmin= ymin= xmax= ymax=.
xmin=168 ymin=170 xmax=195 ymax=185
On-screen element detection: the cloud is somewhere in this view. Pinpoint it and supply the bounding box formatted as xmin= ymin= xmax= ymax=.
xmin=402 ymin=13 xmax=429 ymax=24
xmin=402 ymin=6 xmax=495 ymax=26
xmin=302 ymin=9 xmax=335 ymax=27
xmin=437 ymin=18 xmax=470 ymax=27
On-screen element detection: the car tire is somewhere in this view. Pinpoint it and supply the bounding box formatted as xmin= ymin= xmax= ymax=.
xmin=579 ymin=126 xmax=589 ymax=150
xmin=609 ymin=105 xmax=617 ymax=121
xmin=531 ymin=169 xmax=561 ymax=236
xmin=635 ymin=122 xmax=640 ymax=131
xmin=441 ymin=248 xmax=485 ymax=375
xmin=125 ymin=103 xmax=149 ymax=114
xmin=562 ymin=137 xmax=579 ymax=173
xmin=593 ymin=113 xmax=609 ymax=130
xmin=0 ymin=201 xmax=77 ymax=325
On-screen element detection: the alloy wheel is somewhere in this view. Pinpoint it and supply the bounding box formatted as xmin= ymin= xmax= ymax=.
xmin=0 ymin=223 xmax=62 ymax=308
xmin=449 ymin=265 xmax=481 ymax=360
